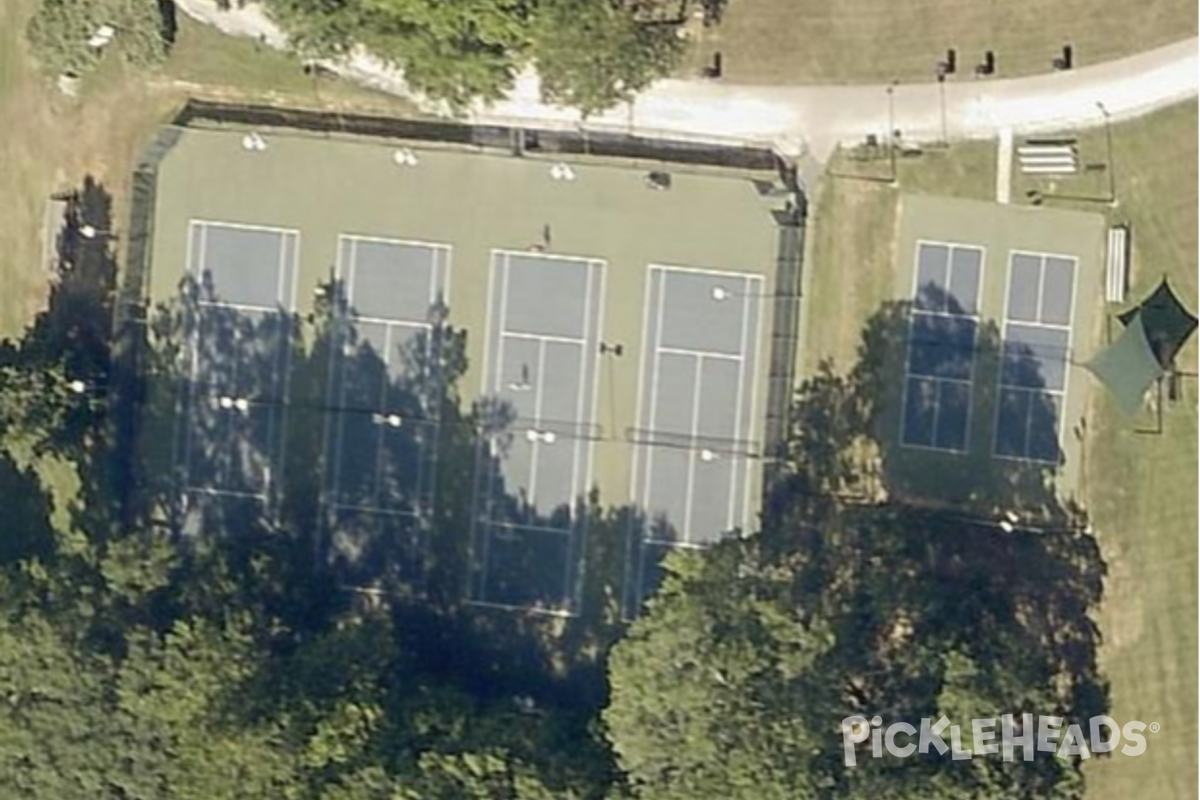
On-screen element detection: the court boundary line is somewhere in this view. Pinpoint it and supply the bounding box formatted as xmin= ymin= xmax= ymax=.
xmin=630 ymin=263 xmax=761 ymax=604
xmin=741 ymin=272 xmax=766 ymax=533
xmin=624 ymin=266 xmax=656 ymax=621
xmin=175 ymin=221 xmax=296 ymax=517
xmin=189 ymin=218 xmax=302 ymax=237
xmin=991 ymin=250 xmax=1080 ymax=465
xmin=271 ymin=230 xmax=301 ymax=512
xmin=323 ymin=232 xmax=449 ymax=558
xmin=898 ymin=239 xmax=987 ymax=454
xmin=474 ymin=250 xmax=605 ymax=612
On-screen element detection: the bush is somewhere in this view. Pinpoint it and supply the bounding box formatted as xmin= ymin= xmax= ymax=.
xmin=27 ymin=0 xmax=171 ymax=78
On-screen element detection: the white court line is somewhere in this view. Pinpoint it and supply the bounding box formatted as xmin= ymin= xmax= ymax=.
xmin=466 ymin=598 xmax=575 ymax=618
xmin=190 ymin=218 xmax=301 ymax=236
xmin=741 ymin=273 xmax=766 ymax=532
xmin=729 ymin=277 xmax=752 ymax=532
xmin=185 ymin=486 xmax=269 ymax=501
xmin=269 ymin=230 xmax=298 ymax=519
xmin=352 ymin=314 xmax=432 ymax=331
xmin=628 ymin=267 xmax=655 ymax=513
xmin=642 ymin=269 xmax=668 ymax=511
xmin=196 ymin=299 xmax=278 ymax=314
xmin=339 ymin=232 xmax=452 ymax=252
xmin=585 ymin=261 xmax=607 ymax=505
xmin=476 ymin=252 xmax=511 ymax=601
xmin=491 ymin=247 xmax=597 ymax=267
xmin=681 ymin=354 xmax=705 ymax=543
xmin=571 ymin=259 xmax=595 ymax=509
xmin=493 ymin=252 xmax=512 ymax=394
xmin=501 ymin=330 xmax=586 ymax=346
xmin=899 ymin=240 xmax=986 ymax=454
xmin=642 ymin=538 xmax=709 ymax=551
xmin=479 ymin=249 xmax=499 ymax=394
xmin=647 ymin=262 xmax=762 ymax=281
xmin=275 ymin=230 xmax=287 ymax=308
xmin=527 ymin=339 xmax=549 ymax=503
xmin=656 ymin=344 xmax=742 ymax=362
xmin=993 ymin=250 xmax=1079 ymax=464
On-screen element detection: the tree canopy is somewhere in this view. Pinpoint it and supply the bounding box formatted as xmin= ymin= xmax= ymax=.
xmin=262 ymin=0 xmax=684 ymax=111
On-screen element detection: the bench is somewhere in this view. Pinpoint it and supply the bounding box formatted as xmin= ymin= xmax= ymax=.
xmin=1106 ymin=224 xmax=1130 ymax=303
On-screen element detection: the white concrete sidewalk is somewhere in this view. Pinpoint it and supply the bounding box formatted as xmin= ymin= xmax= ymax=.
xmin=173 ymin=0 xmax=1198 ymax=158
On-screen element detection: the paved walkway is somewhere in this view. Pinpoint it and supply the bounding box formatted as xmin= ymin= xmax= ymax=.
xmin=175 ymin=0 xmax=1198 ymax=159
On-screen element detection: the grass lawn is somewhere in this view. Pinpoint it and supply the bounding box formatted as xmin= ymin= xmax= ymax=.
xmin=685 ymin=0 xmax=1196 ymax=84
xmin=801 ymin=139 xmax=996 ymax=371
xmin=804 ymin=101 xmax=1198 ymax=798
xmin=1065 ymin=101 xmax=1197 ymax=800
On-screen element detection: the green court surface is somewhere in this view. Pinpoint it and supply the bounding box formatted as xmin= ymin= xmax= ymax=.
xmin=885 ymin=194 xmax=1104 ymax=508
xmin=139 ymin=115 xmax=799 ymax=614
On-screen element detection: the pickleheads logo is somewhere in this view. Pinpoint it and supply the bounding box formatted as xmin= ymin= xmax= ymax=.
xmin=841 ymin=714 xmax=1154 ymax=766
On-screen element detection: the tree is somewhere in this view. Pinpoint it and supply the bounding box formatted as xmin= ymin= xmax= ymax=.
xmin=605 ymin=299 xmax=1107 ymax=800
xmin=531 ymin=0 xmax=683 ymax=116
xmin=605 ymin=543 xmax=836 ymax=800
xmin=27 ymin=0 xmax=169 ymax=77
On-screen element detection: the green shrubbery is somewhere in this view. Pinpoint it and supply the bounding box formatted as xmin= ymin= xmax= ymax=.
xmin=27 ymin=0 xmax=170 ymax=78
xmin=264 ymin=0 xmax=685 ymax=112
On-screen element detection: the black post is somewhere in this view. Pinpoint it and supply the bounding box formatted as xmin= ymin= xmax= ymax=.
xmin=887 ymin=82 xmax=897 ymax=182
xmin=1097 ymin=102 xmax=1117 ymax=205
xmin=937 ymin=73 xmax=948 ymax=146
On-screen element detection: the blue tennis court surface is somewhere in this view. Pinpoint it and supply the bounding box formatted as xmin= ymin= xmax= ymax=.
xmin=471 ymin=251 xmax=605 ymax=613
xmin=624 ymin=264 xmax=763 ymax=616
xmin=176 ymin=220 xmax=298 ymax=534
xmin=901 ymin=241 xmax=983 ymax=452
xmin=994 ymin=252 xmax=1076 ymax=462
xmin=323 ymin=235 xmax=451 ymax=583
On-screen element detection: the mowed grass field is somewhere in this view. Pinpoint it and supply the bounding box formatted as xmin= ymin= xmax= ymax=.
xmin=804 ymin=101 xmax=1198 ymax=798
xmin=1012 ymin=110 xmax=1197 ymax=800
xmin=686 ymin=0 xmax=1196 ymax=83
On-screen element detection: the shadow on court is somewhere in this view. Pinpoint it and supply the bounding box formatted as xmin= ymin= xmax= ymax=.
xmin=0 ymin=176 xmax=130 ymax=549
xmin=117 ymin=273 xmax=637 ymax=714
xmin=756 ymin=291 xmax=1110 ymax=769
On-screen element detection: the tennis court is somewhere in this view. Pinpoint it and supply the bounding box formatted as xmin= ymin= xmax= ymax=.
xmin=626 ymin=264 xmax=764 ymax=612
xmin=471 ymin=251 xmax=606 ymax=613
xmin=322 ymin=235 xmax=451 ymax=579
xmin=175 ymin=220 xmax=299 ymax=533
xmin=901 ymin=240 xmax=983 ymax=453
xmin=994 ymin=250 xmax=1077 ymax=463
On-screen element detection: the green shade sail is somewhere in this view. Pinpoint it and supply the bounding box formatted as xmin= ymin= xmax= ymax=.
xmin=1117 ymin=278 xmax=1198 ymax=368
xmin=1085 ymin=314 xmax=1165 ymax=416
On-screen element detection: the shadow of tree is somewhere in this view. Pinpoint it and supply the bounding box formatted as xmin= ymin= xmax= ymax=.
xmin=757 ymin=290 xmax=1109 ymax=786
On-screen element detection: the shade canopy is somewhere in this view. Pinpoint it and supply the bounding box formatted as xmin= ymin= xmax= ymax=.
xmin=1085 ymin=314 xmax=1165 ymax=416
xmin=1117 ymin=278 xmax=1198 ymax=368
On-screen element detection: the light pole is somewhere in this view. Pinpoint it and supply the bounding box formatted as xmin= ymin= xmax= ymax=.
xmin=937 ymin=73 xmax=949 ymax=146
xmin=1096 ymin=102 xmax=1117 ymax=206
xmin=886 ymin=82 xmax=898 ymax=182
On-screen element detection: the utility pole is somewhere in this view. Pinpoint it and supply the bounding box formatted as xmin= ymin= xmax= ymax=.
xmin=887 ymin=82 xmax=898 ymax=183
xmin=1096 ymin=102 xmax=1117 ymax=206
